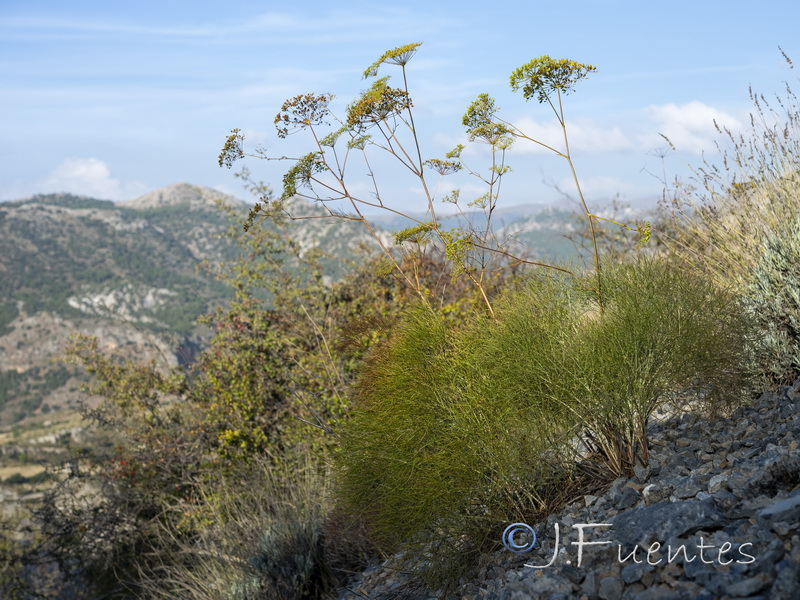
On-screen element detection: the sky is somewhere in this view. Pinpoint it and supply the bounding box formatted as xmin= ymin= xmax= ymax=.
xmin=2 ymin=0 xmax=799 ymax=214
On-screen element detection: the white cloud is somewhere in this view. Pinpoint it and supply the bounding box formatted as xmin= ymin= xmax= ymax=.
xmin=445 ymin=102 xmax=745 ymax=160
xmin=641 ymin=101 xmax=743 ymax=154
xmin=554 ymin=175 xmax=642 ymax=200
xmin=435 ymin=119 xmax=635 ymax=157
xmin=238 ymin=128 xmax=273 ymax=148
xmin=510 ymin=117 xmax=636 ymax=155
xmin=40 ymin=158 xmax=148 ymax=201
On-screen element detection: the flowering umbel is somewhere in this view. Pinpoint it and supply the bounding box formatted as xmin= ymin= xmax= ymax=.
xmin=363 ymin=42 xmax=423 ymax=78
xmin=346 ymin=77 xmax=412 ymax=129
xmin=274 ymin=93 xmax=335 ymax=138
xmin=510 ymin=56 xmax=596 ymax=103
xmin=462 ymin=93 xmax=512 ymax=144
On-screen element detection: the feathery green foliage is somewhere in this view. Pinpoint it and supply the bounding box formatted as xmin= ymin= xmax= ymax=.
xmin=335 ymin=256 xmax=758 ymax=591
xmin=567 ymin=258 xmax=759 ymax=471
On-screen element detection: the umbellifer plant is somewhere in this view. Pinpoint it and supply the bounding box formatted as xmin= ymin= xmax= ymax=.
xmin=219 ymin=44 xmax=758 ymax=594
xmin=219 ymin=43 xmax=649 ymax=317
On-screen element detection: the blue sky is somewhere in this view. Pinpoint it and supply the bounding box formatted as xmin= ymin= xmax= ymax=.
xmin=2 ymin=0 xmax=799 ymax=213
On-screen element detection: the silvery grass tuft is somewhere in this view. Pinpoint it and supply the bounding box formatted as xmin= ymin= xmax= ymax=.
xmin=662 ymin=49 xmax=800 ymax=384
xmin=743 ymin=216 xmax=800 ymax=384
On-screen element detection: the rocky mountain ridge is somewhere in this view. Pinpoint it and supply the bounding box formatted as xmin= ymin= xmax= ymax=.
xmin=0 ymin=182 xmax=371 ymax=425
xmin=0 ymin=182 xmax=616 ymax=426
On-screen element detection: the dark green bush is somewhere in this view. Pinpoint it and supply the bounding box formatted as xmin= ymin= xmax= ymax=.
xmin=334 ymin=305 xmax=519 ymax=592
xmin=335 ymin=307 xmax=463 ymax=548
xmin=3 ymin=471 xmax=51 ymax=485
xmin=3 ymin=473 xmax=27 ymax=485
xmin=0 ymin=301 xmax=18 ymax=336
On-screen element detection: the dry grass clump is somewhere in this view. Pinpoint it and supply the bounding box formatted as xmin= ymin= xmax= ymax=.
xmin=142 ymin=449 xmax=372 ymax=600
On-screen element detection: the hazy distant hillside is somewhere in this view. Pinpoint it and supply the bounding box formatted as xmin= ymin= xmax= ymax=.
xmin=367 ymin=203 xmax=585 ymax=264
xmin=494 ymin=205 xmax=583 ymax=262
xmin=0 ymin=183 xmax=244 ymax=424
xmin=0 ymin=185 xmax=237 ymax=331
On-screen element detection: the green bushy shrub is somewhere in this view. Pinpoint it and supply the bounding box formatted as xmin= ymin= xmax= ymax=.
xmin=743 ymin=217 xmax=800 ymax=384
xmin=335 ymin=256 xmax=758 ymax=591
xmin=334 ymin=307 xmax=463 ymax=548
xmin=335 ymin=304 xmax=554 ymax=591
xmin=566 ymin=257 xmax=758 ymax=471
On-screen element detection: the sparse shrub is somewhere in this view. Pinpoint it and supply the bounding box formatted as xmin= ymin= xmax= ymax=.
xmin=334 ymin=255 xmax=758 ymax=591
xmin=0 ymin=514 xmax=33 ymax=600
xmin=196 ymin=196 xmax=499 ymax=464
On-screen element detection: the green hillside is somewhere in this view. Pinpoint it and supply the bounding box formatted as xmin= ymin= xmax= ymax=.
xmin=0 ymin=184 xmax=242 ymax=425
xmin=0 ymin=182 xmax=591 ymax=426
xmin=0 ymin=192 xmax=234 ymax=332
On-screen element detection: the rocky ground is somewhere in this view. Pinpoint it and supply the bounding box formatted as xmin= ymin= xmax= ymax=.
xmin=329 ymin=381 xmax=800 ymax=600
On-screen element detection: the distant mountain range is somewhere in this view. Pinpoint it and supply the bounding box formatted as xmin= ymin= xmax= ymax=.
xmin=0 ymin=182 xmax=619 ymax=427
